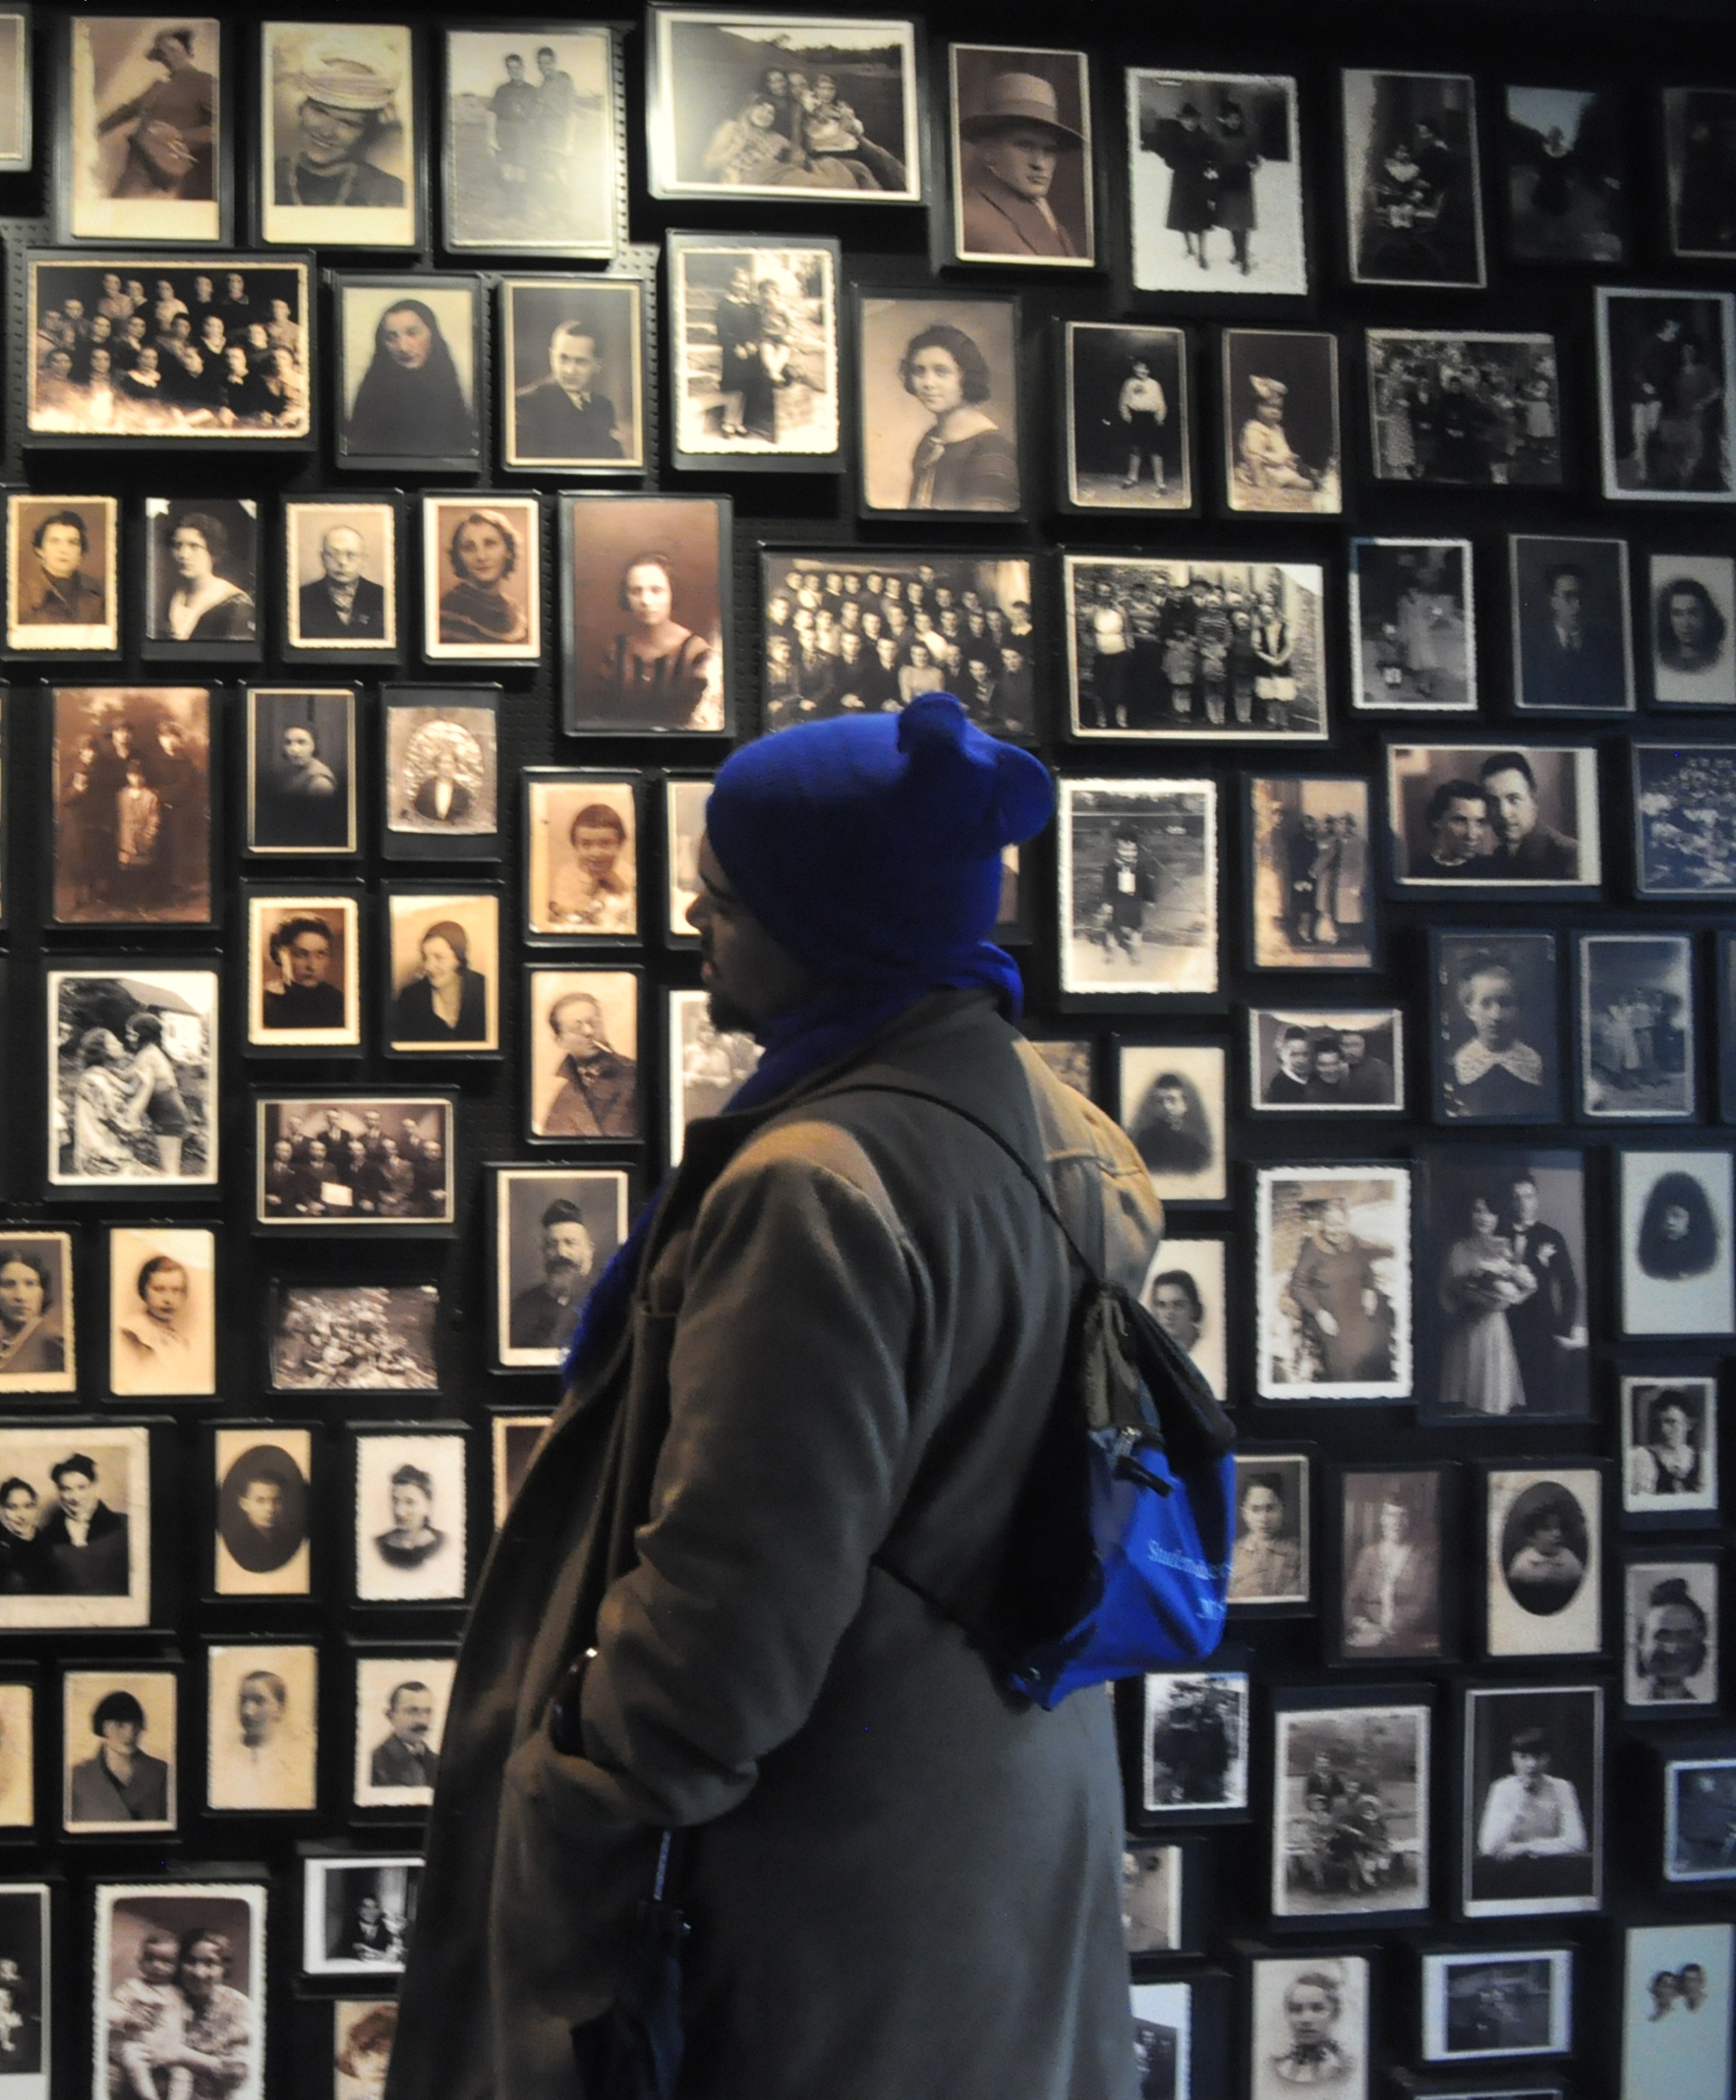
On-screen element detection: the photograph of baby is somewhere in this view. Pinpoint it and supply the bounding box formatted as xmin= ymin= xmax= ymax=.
xmin=95 ymin=1883 xmax=264 ymax=2100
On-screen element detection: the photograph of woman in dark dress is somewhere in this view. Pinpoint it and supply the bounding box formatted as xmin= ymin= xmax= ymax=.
xmin=155 ymin=510 xmax=256 ymax=643
xmin=390 ymin=919 xmax=490 ymax=1048
xmin=596 ymin=553 xmax=715 ymax=729
xmin=436 ymin=510 xmax=528 ymax=650
xmin=1628 ymin=1386 xmax=1707 ymax=1501
xmin=898 ymin=323 xmax=1020 ymax=512
xmin=1211 ymin=99 xmax=1261 ymax=273
xmin=1158 ymin=101 xmax=1218 ymax=270
xmin=344 ymin=297 xmax=477 ymax=463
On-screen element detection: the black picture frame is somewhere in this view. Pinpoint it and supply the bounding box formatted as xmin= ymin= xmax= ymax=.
xmin=280 ymin=495 xmax=404 ymax=665
xmin=521 ymin=768 xmax=642 ymax=947
xmin=379 ymin=683 xmax=502 ymax=866
xmin=945 ymin=43 xmax=1096 ymax=270
xmin=103 ymin=1219 xmax=217 ymax=1402
xmin=1631 ymin=741 xmax=1736 ymax=900
xmin=1479 ymin=1459 xmax=1607 ymax=1662
xmin=1136 ymin=1224 xmax=1231 ymax=1405
xmin=299 ymin=1848 xmax=424 ymax=1978
xmin=332 ymin=272 xmax=485 ymax=476
xmin=1253 ymin=1163 xmax=1414 ymax=1405
xmin=497 ymin=274 xmax=650 ymax=476
xmin=379 ymin=883 xmax=504 ymax=1061
xmin=1594 ymin=285 xmax=1736 ymax=506
xmin=1458 ymin=1683 xmax=1602 ymax=1920
xmin=1226 ymin=1442 xmax=1313 ymax=1616
xmin=0 ymin=1227 xmax=78 ymax=1400
xmin=1383 ymin=739 xmax=1602 ymax=897
xmin=348 ymin=1638 xmax=457 ymax=1820
xmin=1244 ymin=1004 xmax=1404 ymax=1116
xmin=0 ymin=1880 xmax=50 ymax=2086
xmin=1574 ymin=928 xmax=1697 ymax=1123
xmin=664 ymin=987 xmax=762 ymax=1173
xmin=1121 ymin=1835 xmax=1205 ymax=1962
xmin=1267 ymin=1685 xmax=1432 ymax=1930
xmin=853 ymin=286 xmax=1025 ymax=520
xmin=524 ymin=964 xmax=644 ymax=1147
xmin=1661 ymin=1741 xmax=1736 ymax=1886
xmin=1623 ymin=1546 xmax=1721 ymax=1718
xmin=1364 ymin=328 xmax=1563 ymax=489
xmin=95 ymin=1878 xmax=267 ymax=2068
xmin=1720 ymin=931 xmax=1736 ymax=1124
xmin=0 ymin=687 xmax=9 ymax=933
xmin=256 ymin=21 xmax=424 ymax=253
xmin=1059 ymin=321 xmax=1195 ymax=516
xmin=1328 ymin=1460 xmax=1461 ymax=1666
xmin=203 ymin=1634 xmax=321 ymax=1818
xmin=1348 ymin=537 xmax=1477 ymax=715
xmin=661 ymin=773 xmax=710 ymax=947
xmin=1502 ymin=83 xmax=1629 ymax=267
xmin=240 ymin=882 xmax=366 ymax=1060
xmin=492 ymin=1406 xmax=555 ymax=1526
xmin=1428 ymin=929 xmax=1562 ymax=1126
xmin=1507 ymin=533 xmax=1636 ymax=716
xmin=1128 ymin=1964 xmax=1234 ymax=2097
xmin=0 ymin=1418 xmax=160 ymax=1633
xmin=1112 ymin=1037 xmax=1229 ymax=1206
xmin=1121 ymin=1649 xmax=1253 ymax=1830
xmin=206 ymin=1420 xmax=318 ymax=1603
xmin=486 ymin=1161 xmax=632 ymax=1374
xmin=244 ymin=684 xmax=360 ymax=859
xmin=1419 ymin=1938 xmax=1576 ymax=2059
xmin=254 ymin=1092 xmax=458 ymax=1235
xmin=139 ymin=496 xmax=261 ymax=664
xmin=1241 ymin=773 xmax=1379 ymax=974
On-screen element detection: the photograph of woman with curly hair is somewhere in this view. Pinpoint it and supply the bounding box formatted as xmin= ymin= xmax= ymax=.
xmin=1622 ymin=1152 xmax=1735 ymax=1338
xmin=423 ymin=499 xmax=540 ymax=662
xmin=858 ymin=295 xmax=1022 ymax=514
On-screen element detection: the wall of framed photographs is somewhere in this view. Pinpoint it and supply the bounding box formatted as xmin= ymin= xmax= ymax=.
xmin=0 ymin=0 xmax=1731 ymax=2094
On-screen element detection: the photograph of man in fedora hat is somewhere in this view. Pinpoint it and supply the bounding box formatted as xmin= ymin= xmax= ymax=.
xmin=950 ymin=46 xmax=1093 ymax=265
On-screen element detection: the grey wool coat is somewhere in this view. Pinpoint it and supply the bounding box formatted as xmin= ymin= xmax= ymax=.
xmin=384 ymin=990 xmax=1162 ymax=2100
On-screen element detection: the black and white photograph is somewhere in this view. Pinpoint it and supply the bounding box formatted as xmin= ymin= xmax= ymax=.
xmin=1247 ymin=1954 xmax=1370 ymax=2099
xmin=206 ymin=1643 xmax=318 ymax=1813
xmin=1343 ymin=69 xmax=1485 ymax=287
xmin=1421 ymin=1946 xmax=1574 ymax=2059
xmin=1066 ymin=557 xmax=1327 ymax=741
xmin=1138 ymin=1238 xmax=1228 ymax=1403
xmin=1126 ymin=70 xmax=1306 ymax=296
xmin=1118 ymin=1044 xmax=1227 ymax=1203
xmin=492 ymin=1415 xmax=551 ymax=1524
xmin=1723 ymin=933 xmax=1736 ymax=1125
xmin=0 ymin=1428 xmax=149 ymax=1630
xmin=492 ymin=1165 xmax=628 ymax=1371
xmin=1633 ymin=744 xmax=1736 ymax=898
xmin=268 ymin=1285 xmax=438 ymax=1394
xmin=1463 ymin=1683 xmax=1602 ymax=1917
xmin=647 ymin=10 xmax=920 ymax=204
xmin=65 ymin=18 xmax=223 ymax=246
xmin=5 ymin=494 xmax=118 ymax=653
xmin=62 ymin=1668 xmax=176 ymax=1833
xmin=27 ymin=257 xmax=313 ymax=440
xmin=1141 ymin=1669 xmax=1249 ymax=1816
xmin=256 ymin=1097 xmax=455 ymax=1228
xmin=1509 ymin=535 xmax=1635 ymax=715
xmin=52 ymin=686 xmax=212 ymax=926
xmin=246 ymin=688 xmax=357 ymax=856
xmin=666 ymin=990 xmax=762 ymax=1166
xmin=761 ymin=552 xmax=1035 ymax=737
xmin=1665 ymin=1758 xmax=1736 ymax=1883
xmin=1128 ymin=1979 xmax=1190 ymax=2099
xmin=354 ymin=1654 xmax=454 ymax=1809
xmin=107 ymin=1225 xmax=215 ymax=1398
xmin=47 ymin=966 xmax=218 ymax=1192
xmin=283 ymin=500 xmax=398 ymax=657
xmin=1245 ymin=776 xmax=1375 ymax=972
xmin=1431 ymin=932 xmax=1562 ymax=1125
xmin=0 ymin=11 xmax=29 ymax=171
xmin=1623 ymin=1375 xmax=1718 ymax=1521
xmin=527 ymin=968 xmax=641 ymax=1140
xmin=213 ymin=1429 xmax=311 ymax=1598
xmin=1121 ymin=1842 xmax=1182 ymax=1956
xmin=665 ymin=782 xmax=706 ymax=940
xmin=1057 ymin=778 xmax=1218 ymax=998
xmin=565 ymin=496 xmax=728 ymax=734
xmin=1648 ymin=555 xmax=1736 ymax=709
xmin=1620 ymin=1148 xmax=1736 ymax=1337
xmin=1386 ymin=744 xmax=1600 ymax=891
xmin=1063 ymin=323 xmax=1191 ymax=512
xmin=442 ymin=29 xmax=620 ymax=257
xmin=856 ymin=292 xmax=1022 ymax=516
xmin=1625 ymin=1556 xmax=1718 ymax=1711
xmin=1486 ymin=1466 xmax=1602 ymax=1658
xmin=337 ymin=277 xmax=481 ymax=473
xmin=1366 ymin=330 xmax=1561 ymax=486
xmin=1350 ymin=539 xmax=1476 ymax=713
xmin=1223 ymin=330 xmax=1341 ymax=515
xmin=353 ymin=1431 xmax=465 ymax=1605
xmin=1248 ymin=1008 xmax=1403 ymax=1114
xmin=1273 ymin=1701 xmax=1429 ymax=1919
xmin=246 ymin=894 xmax=361 ymax=1051
xmin=1504 ymin=86 xmax=1628 ymax=264
xmin=949 ymin=45 xmax=1093 ymax=266
xmin=1578 ymin=933 xmax=1696 ymax=1120
xmin=1255 ymin=1166 xmax=1412 ymax=1402
xmin=525 ymin=775 xmax=637 ymax=942
xmin=1227 ymin=1452 xmax=1309 ymax=1607
xmin=1621 ymin=1922 xmax=1733 ymax=2100
xmin=420 ymin=498 xmax=541 ymax=665
xmin=384 ymin=891 xmax=500 ymax=1056
xmin=0 ymin=1883 xmax=46 ymax=2082
xmin=144 ymin=498 xmax=259 ymax=654
xmin=95 ymin=1882 xmax=263 ymax=2100
xmin=1664 ymin=88 xmax=1736 ymax=262
xmin=1337 ymin=1467 xmax=1447 ymax=1661
xmin=0 ymin=1231 xmax=77 ymax=1396
xmin=1420 ymin=1150 xmax=1588 ymax=1421
xmin=669 ymin=238 xmax=840 ymax=468
xmin=260 ymin=22 xmax=416 ymax=250
xmin=302 ymin=1857 xmax=421 ymax=1977
xmin=382 ymin=691 xmax=499 ymax=859
xmin=1596 ymin=288 xmax=1736 ymax=503
xmin=500 ymin=276 xmax=646 ymax=473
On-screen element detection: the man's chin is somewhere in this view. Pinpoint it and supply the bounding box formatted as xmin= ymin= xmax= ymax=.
xmin=706 ymin=988 xmax=756 ymax=1038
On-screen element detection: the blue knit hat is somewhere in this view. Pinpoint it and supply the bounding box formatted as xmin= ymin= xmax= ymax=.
xmin=705 ymin=694 xmax=1055 ymax=989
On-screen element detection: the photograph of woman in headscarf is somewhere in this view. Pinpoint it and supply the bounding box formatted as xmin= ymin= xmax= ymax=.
xmin=342 ymin=292 xmax=478 ymax=465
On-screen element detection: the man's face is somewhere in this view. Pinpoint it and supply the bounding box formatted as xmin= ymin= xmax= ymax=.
xmin=552 ymin=998 xmax=604 ymax=1059
xmin=1643 ymin=1602 xmax=1706 ymax=1683
xmin=239 ymin=1479 xmax=281 ymax=1534
xmin=976 ymin=118 xmax=1062 ymax=203
xmin=0 ymin=1489 xmax=37 ymax=1542
xmin=687 ymin=836 xmax=818 ymax=1036
xmin=320 ymin=528 xmax=365 ymax=585
xmin=1669 ymin=590 xmax=1708 ymax=651
xmin=1483 ymin=769 xmax=1538 ymax=846
xmin=552 ymin=331 xmax=599 ymax=396
xmin=36 ymin=522 xmax=85 ymax=581
xmin=1433 ymin=793 xmax=1485 ymax=859
xmin=1511 ymin=1179 xmax=1540 ymax=1227
xmin=143 ymin=1266 xmax=187 ymax=1326
xmin=57 ymin=1468 xmax=97 ymax=1521
xmin=1278 ymin=1037 xmax=1312 ymax=1081
xmin=1242 ymin=1485 xmax=1282 ymax=1540
xmin=238 ymin=1679 xmax=280 ymax=1747
xmin=285 ymin=929 xmax=331 ymax=988
xmin=298 ymin=95 xmax=369 ymax=168
xmin=573 ymin=823 xmax=621 ymax=882
xmin=542 ymin=1221 xmax=593 ymax=1280
xmin=389 ymin=1688 xmax=434 ymax=1746
xmin=1549 ymin=574 xmax=1585 ymax=637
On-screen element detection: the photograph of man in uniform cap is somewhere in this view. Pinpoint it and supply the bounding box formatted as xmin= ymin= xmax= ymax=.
xmin=263 ymin=23 xmax=413 ymax=245
xmin=952 ymin=48 xmax=1093 ymax=264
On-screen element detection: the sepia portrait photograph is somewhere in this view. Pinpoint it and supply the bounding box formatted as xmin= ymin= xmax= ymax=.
xmin=1118 ymin=1043 xmax=1226 ymax=1203
xmin=1421 ymin=1945 xmax=1573 ymax=2060
xmin=257 ymin=1097 xmax=455 ymax=1228
xmin=492 ymin=1165 xmax=628 ymax=1371
xmin=1121 ymin=1842 xmax=1182 ymax=1956
xmin=283 ymin=500 xmax=398 ymax=657
xmin=1648 ymin=554 xmax=1736 ymax=708
xmin=94 ymin=1882 xmax=264 ymax=2100
xmin=1142 ymin=1669 xmax=1248 ymax=1817
xmin=0 ymin=11 xmax=29 ymax=171
xmin=1127 ymin=69 xmax=1306 ymax=295
xmin=421 ymin=498 xmax=541 ymax=665
xmin=1064 ymin=322 xmax=1191 ymax=512
xmin=382 ymin=690 xmax=499 ymax=860
xmin=65 ymin=18 xmax=224 ymax=245
xmin=857 ymin=292 xmax=1022 ymax=516
xmin=1058 ymin=778 xmax=1218 ymax=999
xmin=0 ymin=1231 xmax=77 ymax=1395
xmin=501 ymin=276 xmax=646 ymax=473
xmin=1066 ymin=556 xmax=1326 ymax=742
xmin=1664 ymin=88 xmax=1736 ymax=262
xmin=1623 ymin=1374 xmax=1718 ymax=1521
xmin=1486 ymin=1466 xmax=1603 ymax=1659
xmin=666 ymin=989 xmax=761 ymax=1165
xmin=1621 ymin=1921 xmax=1733 ymax=2100
xmin=1244 ymin=776 xmax=1374 ymax=972
xmin=1366 ymin=329 xmax=1561 ymax=487
xmin=443 ymin=28 xmax=619 ymax=257
xmin=1509 ymin=534 xmax=1634 ymax=715
xmin=524 ymin=773 xmax=637 ymax=941
xmin=107 ymin=1225 xmax=215 ymax=1398
xmin=144 ymin=498 xmax=258 ymax=655
xmin=1620 ymin=1148 xmax=1735 ymax=1338
xmin=1138 ymin=1237 xmax=1227 ymax=1403
xmin=48 ymin=966 xmax=218 ymax=1192
xmin=62 ymin=1666 xmax=176 ymax=1835
xmin=337 ymin=277 xmax=481 ymax=471
xmin=52 ymin=686 xmax=211 ymax=927
xmin=1350 ymin=538 xmax=1475 ymax=712
xmin=247 ymin=688 xmax=357 ymax=856
xmin=1223 ymin=329 xmax=1340 ymax=515
xmin=1633 ymin=743 xmax=1736 ymax=898
xmin=1337 ymin=1467 xmax=1447 ymax=1662
xmin=648 ymin=11 xmax=920 ymax=204
xmin=246 ymin=894 xmax=361 ymax=1052
xmin=950 ymin=45 xmax=1092 ymax=266
xmin=1247 ymin=1954 xmax=1370 ymax=2100
xmin=354 ymin=1654 xmax=455 ymax=1809
xmin=1386 ymin=743 xmax=1601 ymax=891
xmin=669 ymin=238 xmax=840 ymax=467
xmin=6 ymin=494 xmax=118 ymax=653
xmin=1505 ymin=86 xmax=1628 ymax=264
xmin=1343 ymin=69 xmax=1485 ymax=287
xmin=1272 ymin=1702 xmax=1429 ymax=1920
xmin=260 ymin=22 xmax=416 ymax=250
xmin=1249 ymin=1008 xmax=1403 ymax=1114
xmin=527 ymin=968 xmax=641 ymax=1141
xmin=492 ymin=1414 xmax=552 ymax=1523
xmin=206 ymin=1643 xmax=317 ymax=1813
xmin=0 ymin=1427 xmax=149 ymax=1630
xmin=27 ymin=258 xmax=313 ymax=441
xmin=563 ymin=496 xmax=728 ymax=734
xmin=334 ymin=1998 xmax=399 ymax=2098
xmin=0 ymin=1689 xmax=37 ymax=1826
xmin=1430 ymin=931 xmax=1562 ymax=1125
xmin=1227 ymin=1451 xmax=1308 ymax=1608
xmin=1578 ymin=933 xmax=1695 ymax=1120
xmin=1255 ymin=1166 xmax=1412 ymax=1403
xmin=1464 ymin=1683 xmax=1601 ymax=1918
xmin=354 ymin=1431 xmax=465 ymax=1606
xmin=213 ymin=1429 xmax=311 ymax=1598
xmin=269 ymin=1284 xmax=437 ymax=1395
xmin=1666 ymin=1757 xmax=1736 ymax=1883
xmin=303 ymin=1857 xmax=420 ymax=1978
xmin=1596 ymin=288 xmax=1736 ymax=504
xmin=1624 ymin=1556 xmax=1718 ymax=1713
xmin=384 ymin=891 xmax=499 ymax=1057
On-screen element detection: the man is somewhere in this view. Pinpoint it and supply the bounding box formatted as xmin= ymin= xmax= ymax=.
xmin=490 ymin=52 xmax=539 ymax=200
xmin=298 ymin=522 xmax=387 ymax=640
xmin=548 ymin=803 xmax=634 ymax=933
xmin=386 ymin=694 xmax=1155 ymax=2100
xmin=274 ymin=39 xmax=406 ymax=208
xmin=19 ymin=508 xmax=106 ymax=628
xmin=1129 ymin=1072 xmax=1210 ymax=1177
xmin=1096 ymin=828 xmax=1159 ymax=962
xmin=956 ymin=71 xmax=1084 ymax=260
xmin=95 ymin=25 xmax=215 ymax=202
xmin=1476 ymin=751 xmax=1578 ymax=879
xmin=229 ymin=1668 xmax=310 ymax=1806
xmin=409 ymin=746 xmax=470 ymax=827
xmin=513 ymin=321 xmax=622 ymax=461
xmin=1288 ymin=1196 xmax=1396 ymax=1384
xmin=1504 ymin=1172 xmax=1583 ymax=1413
xmin=509 ymin=1199 xmax=596 ymax=1354
xmin=371 ymin=1681 xmax=441 ymax=1789
xmin=114 ymin=1254 xmax=206 ymax=1394
xmin=533 ymin=43 xmax=578 ymax=188
xmin=222 ymin=1458 xmax=298 ymax=1575
xmin=1266 ymin=1026 xmax=1316 ymax=1104
xmin=1286 ymin=812 xmax=1320 ymax=943
xmin=1520 ymin=562 xmax=1628 ymax=712
xmin=540 ymin=993 xmax=638 ymax=1138
xmin=1411 ymin=778 xmax=1488 ymax=879
xmin=262 ymin=913 xmax=346 ymax=1030
xmin=38 ymin=1453 xmax=129 ymax=1596
xmin=1634 ymin=1577 xmax=1710 ymax=1703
